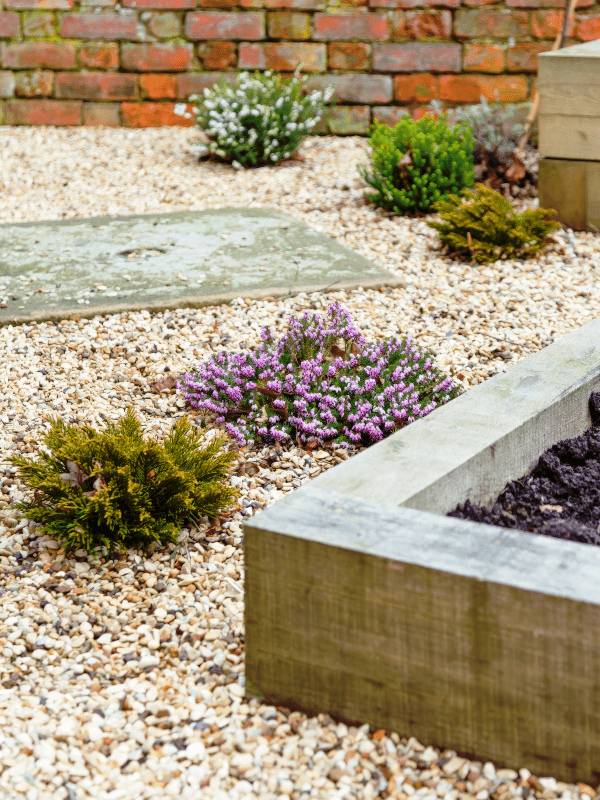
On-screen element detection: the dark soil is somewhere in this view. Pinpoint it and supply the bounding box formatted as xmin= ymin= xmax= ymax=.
xmin=449 ymin=393 xmax=600 ymax=546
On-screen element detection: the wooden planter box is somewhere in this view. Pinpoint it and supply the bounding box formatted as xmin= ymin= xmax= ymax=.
xmin=245 ymin=319 xmax=600 ymax=783
xmin=538 ymin=40 xmax=600 ymax=231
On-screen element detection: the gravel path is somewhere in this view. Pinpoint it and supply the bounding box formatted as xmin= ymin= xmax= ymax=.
xmin=0 ymin=127 xmax=599 ymax=800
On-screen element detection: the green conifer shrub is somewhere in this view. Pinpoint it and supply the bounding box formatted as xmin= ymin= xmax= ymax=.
xmin=359 ymin=116 xmax=475 ymax=215
xmin=427 ymin=184 xmax=560 ymax=264
xmin=11 ymin=410 xmax=236 ymax=554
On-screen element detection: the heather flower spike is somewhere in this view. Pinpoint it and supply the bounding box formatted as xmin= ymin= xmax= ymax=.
xmin=179 ymin=302 xmax=461 ymax=447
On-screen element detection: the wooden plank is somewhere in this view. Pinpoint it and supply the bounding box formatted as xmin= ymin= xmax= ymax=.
xmin=539 ymin=114 xmax=600 ymax=161
xmin=539 ymin=40 xmax=600 ymax=88
xmin=538 ymin=57 xmax=600 ymax=87
xmin=245 ymin=486 xmax=600 ymax=782
xmin=539 ymin=84 xmax=600 ymax=117
xmin=588 ymin=162 xmax=600 ymax=231
xmin=538 ymin=158 xmax=586 ymax=230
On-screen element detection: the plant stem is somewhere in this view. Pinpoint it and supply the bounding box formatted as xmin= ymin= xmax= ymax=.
xmin=516 ymin=0 xmax=578 ymax=153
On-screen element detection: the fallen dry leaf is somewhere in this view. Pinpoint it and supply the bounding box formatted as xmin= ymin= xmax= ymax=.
xmin=151 ymin=376 xmax=176 ymax=393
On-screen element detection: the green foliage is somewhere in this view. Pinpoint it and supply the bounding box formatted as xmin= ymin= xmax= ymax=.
xmin=359 ymin=116 xmax=475 ymax=215
xmin=11 ymin=410 xmax=236 ymax=554
xmin=427 ymin=184 xmax=560 ymax=264
xmin=186 ymin=70 xmax=334 ymax=168
xmin=445 ymin=98 xmax=538 ymax=190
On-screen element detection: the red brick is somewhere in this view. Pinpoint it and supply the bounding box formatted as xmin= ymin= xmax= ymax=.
xmin=531 ymin=9 xmax=574 ymax=37
xmin=393 ymin=73 xmax=436 ymax=102
xmin=438 ymin=74 xmax=529 ymax=103
xmin=23 ymin=12 xmax=55 ymax=36
xmin=185 ymin=11 xmax=265 ymax=39
xmin=373 ymin=42 xmax=461 ymax=72
xmin=5 ymin=99 xmax=81 ymax=125
xmin=78 ymin=43 xmax=119 ymax=69
xmin=326 ymin=105 xmax=370 ymax=134
xmin=454 ymin=9 xmax=529 ymax=38
xmin=0 ymin=71 xmax=15 ymax=98
xmin=463 ymin=43 xmax=504 ymax=72
xmin=147 ymin=12 xmax=181 ymax=36
xmin=0 ymin=12 xmax=20 ymax=37
xmin=122 ymin=0 xmax=194 ymax=7
xmin=121 ymin=43 xmax=193 ymax=71
xmin=15 ymin=70 xmax=53 ymax=97
xmin=372 ymin=105 xmax=409 ymax=125
xmin=80 ymin=0 xmax=118 ymax=7
xmin=177 ymin=70 xmax=235 ymax=97
xmin=506 ymin=42 xmax=550 ymax=71
xmin=370 ymin=0 xmax=458 ymax=8
xmin=393 ymin=10 xmax=452 ymax=38
xmin=197 ymin=41 xmax=237 ymax=68
xmin=412 ymin=106 xmax=439 ymax=120
xmin=239 ymin=42 xmax=326 ymax=70
xmin=508 ymin=0 xmax=593 ymax=6
xmin=306 ymin=73 xmax=392 ymax=103
xmin=55 ymin=72 xmax=138 ymax=100
xmin=121 ymin=102 xmax=195 ymax=127
xmin=260 ymin=0 xmax=325 ymax=7
xmin=328 ymin=42 xmax=371 ymax=69
xmin=5 ymin=0 xmax=71 ymax=8
xmin=59 ymin=13 xmax=138 ymax=40
xmin=83 ymin=101 xmax=120 ymax=125
xmin=577 ymin=15 xmax=600 ymax=41
xmin=313 ymin=12 xmax=388 ymax=40
xmin=268 ymin=11 xmax=310 ymax=38
xmin=140 ymin=73 xmax=177 ymax=98
xmin=2 ymin=42 xmax=76 ymax=69
xmin=329 ymin=0 xmax=367 ymax=7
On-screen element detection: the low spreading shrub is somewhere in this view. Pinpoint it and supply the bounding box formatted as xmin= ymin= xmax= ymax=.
xmin=12 ymin=410 xmax=235 ymax=553
xmin=180 ymin=70 xmax=334 ymax=169
xmin=180 ymin=302 xmax=460 ymax=447
xmin=427 ymin=184 xmax=560 ymax=264
xmin=359 ymin=116 xmax=475 ymax=215
xmin=445 ymin=98 xmax=538 ymax=193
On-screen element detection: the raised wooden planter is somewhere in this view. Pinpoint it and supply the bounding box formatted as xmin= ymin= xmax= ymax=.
xmin=538 ymin=40 xmax=600 ymax=231
xmin=245 ymin=318 xmax=600 ymax=783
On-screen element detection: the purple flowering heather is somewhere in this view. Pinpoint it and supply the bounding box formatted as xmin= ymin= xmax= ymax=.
xmin=179 ymin=302 xmax=461 ymax=447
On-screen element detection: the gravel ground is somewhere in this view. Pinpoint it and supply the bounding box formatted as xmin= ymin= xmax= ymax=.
xmin=0 ymin=127 xmax=599 ymax=800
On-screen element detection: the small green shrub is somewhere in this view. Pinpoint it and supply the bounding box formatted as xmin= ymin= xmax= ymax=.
xmin=359 ymin=116 xmax=475 ymax=215
xmin=180 ymin=70 xmax=333 ymax=169
xmin=12 ymin=410 xmax=236 ymax=554
xmin=427 ymin=184 xmax=560 ymax=264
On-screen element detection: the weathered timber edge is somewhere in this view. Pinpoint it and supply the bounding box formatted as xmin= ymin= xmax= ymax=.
xmin=245 ymin=319 xmax=600 ymax=782
xmin=246 ymin=486 xmax=600 ymax=782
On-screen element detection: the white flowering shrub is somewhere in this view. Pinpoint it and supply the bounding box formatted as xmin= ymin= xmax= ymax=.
xmin=183 ymin=71 xmax=334 ymax=169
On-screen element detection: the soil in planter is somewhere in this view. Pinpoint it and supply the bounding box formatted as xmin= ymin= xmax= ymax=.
xmin=449 ymin=392 xmax=600 ymax=546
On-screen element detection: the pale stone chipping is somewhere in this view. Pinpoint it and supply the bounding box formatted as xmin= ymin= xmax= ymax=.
xmin=0 ymin=127 xmax=598 ymax=799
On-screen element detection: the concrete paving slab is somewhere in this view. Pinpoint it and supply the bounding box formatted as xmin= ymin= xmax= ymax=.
xmin=0 ymin=209 xmax=403 ymax=324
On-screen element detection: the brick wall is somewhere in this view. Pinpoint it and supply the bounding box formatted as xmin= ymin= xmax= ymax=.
xmin=0 ymin=0 xmax=596 ymax=130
